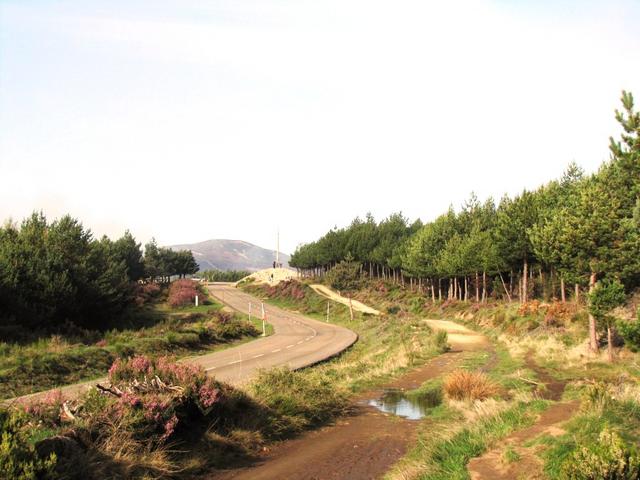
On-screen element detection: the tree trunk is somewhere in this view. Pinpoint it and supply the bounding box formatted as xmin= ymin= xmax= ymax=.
xmin=522 ymin=259 xmax=528 ymax=304
xmin=588 ymin=272 xmax=598 ymax=353
xmin=499 ymin=272 xmax=512 ymax=302
xmin=607 ymin=325 xmax=615 ymax=362
xmin=575 ymin=283 xmax=580 ymax=305
xmin=482 ymin=271 xmax=487 ymax=302
xmin=560 ymin=277 xmax=566 ymax=303
xmin=475 ymin=272 xmax=480 ymax=303
xmin=438 ymin=279 xmax=442 ymax=301
xmin=431 ymin=282 xmax=436 ymax=303
xmin=509 ymin=270 xmax=514 ymax=299
xmin=464 ymin=276 xmax=469 ymax=301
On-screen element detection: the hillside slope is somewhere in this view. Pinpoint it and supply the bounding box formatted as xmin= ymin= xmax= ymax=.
xmin=168 ymin=239 xmax=290 ymax=271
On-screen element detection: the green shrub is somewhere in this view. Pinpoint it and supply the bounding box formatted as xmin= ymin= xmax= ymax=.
xmin=617 ymin=314 xmax=640 ymax=352
xmin=0 ymin=408 xmax=56 ymax=479
xmin=325 ymin=259 xmax=361 ymax=291
xmin=560 ymin=428 xmax=640 ymax=479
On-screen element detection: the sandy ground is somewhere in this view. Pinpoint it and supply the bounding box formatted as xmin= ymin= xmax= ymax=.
xmin=239 ymin=268 xmax=297 ymax=285
xmin=310 ymin=284 xmax=381 ymax=315
xmin=423 ymin=319 xmax=490 ymax=350
xmin=209 ymin=318 xmax=491 ymax=480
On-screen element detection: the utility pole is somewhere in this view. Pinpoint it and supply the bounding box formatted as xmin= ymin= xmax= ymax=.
xmin=276 ymin=229 xmax=280 ymax=268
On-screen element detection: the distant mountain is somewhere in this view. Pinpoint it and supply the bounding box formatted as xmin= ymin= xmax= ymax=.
xmin=168 ymin=239 xmax=290 ymax=272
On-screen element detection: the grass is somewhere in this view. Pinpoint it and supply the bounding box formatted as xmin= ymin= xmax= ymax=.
xmin=504 ymin=445 xmax=521 ymax=463
xmin=536 ymin=382 xmax=640 ymax=478
xmin=243 ymin=280 xmax=450 ymax=393
xmin=388 ymin=399 xmax=548 ymax=480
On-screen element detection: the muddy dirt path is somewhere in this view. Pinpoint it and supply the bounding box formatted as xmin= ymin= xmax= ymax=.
xmin=209 ymin=320 xmax=489 ymax=480
xmin=467 ymin=353 xmax=578 ymax=480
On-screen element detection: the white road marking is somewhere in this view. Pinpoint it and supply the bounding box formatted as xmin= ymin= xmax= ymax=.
xmin=253 ymin=353 xmax=264 ymax=358
xmin=296 ymin=340 xmax=303 ymax=345
xmin=205 ymin=367 xmax=216 ymax=371
xmin=272 ymin=348 xmax=281 ymax=353
xmin=286 ymin=344 xmax=294 ymax=349
xmin=228 ymin=360 xmax=241 ymax=365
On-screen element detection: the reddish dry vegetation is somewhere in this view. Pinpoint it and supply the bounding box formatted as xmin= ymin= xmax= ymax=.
xmin=443 ymin=370 xmax=499 ymax=401
xmin=133 ymin=282 xmax=162 ymax=306
xmin=168 ymin=279 xmax=202 ymax=307
xmin=263 ymin=280 xmax=307 ymax=300
xmin=517 ymin=300 xmax=578 ymax=326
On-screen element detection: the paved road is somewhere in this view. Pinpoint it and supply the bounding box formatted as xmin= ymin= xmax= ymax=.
xmin=5 ymin=284 xmax=357 ymax=404
xmin=204 ymin=283 xmax=358 ymax=384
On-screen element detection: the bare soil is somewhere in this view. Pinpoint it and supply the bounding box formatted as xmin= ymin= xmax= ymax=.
xmin=467 ymin=354 xmax=577 ymax=480
xmin=209 ymin=353 xmax=463 ymax=480
xmin=209 ymin=320 xmax=490 ymax=480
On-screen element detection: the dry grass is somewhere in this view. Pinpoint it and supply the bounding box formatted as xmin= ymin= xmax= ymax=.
xmin=443 ymin=370 xmax=498 ymax=402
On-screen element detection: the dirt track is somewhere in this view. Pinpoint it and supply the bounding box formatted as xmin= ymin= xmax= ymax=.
xmin=467 ymin=354 xmax=576 ymax=480
xmin=210 ymin=319 xmax=490 ymax=480
xmin=310 ymin=284 xmax=381 ymax=315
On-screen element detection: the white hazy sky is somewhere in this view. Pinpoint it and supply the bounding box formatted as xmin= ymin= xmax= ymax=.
xmin=1 ymin=1 xmax=639 ymax=254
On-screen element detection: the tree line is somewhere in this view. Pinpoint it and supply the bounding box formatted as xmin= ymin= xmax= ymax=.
xmin=290 ymin=91 xmax=640 ymax=353
xmin=198 ymin=270 xmax=251 ymax=282
xmin=0 ymin=213 xmax=199 ymax=334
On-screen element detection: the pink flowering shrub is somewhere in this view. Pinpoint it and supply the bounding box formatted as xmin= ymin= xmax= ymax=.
xmin=167 ymin=279 xmax=200 ymax=308
xmin=21 ymin=390 xmax=67 ymax=426
xmin=103 ymin=355 xmax=227 ymax=444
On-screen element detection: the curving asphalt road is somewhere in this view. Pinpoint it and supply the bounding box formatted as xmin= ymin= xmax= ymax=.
xmin=203 ymin=283 xmax=358 ymax=385
xmin=5 ymin=283 xmax=357 ymax=404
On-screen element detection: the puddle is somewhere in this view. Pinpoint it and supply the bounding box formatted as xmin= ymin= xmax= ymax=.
xmin=367 ymin=388 xmax=441 ymax=420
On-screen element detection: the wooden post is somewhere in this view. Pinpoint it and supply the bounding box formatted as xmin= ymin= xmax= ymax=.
xmin=326 ymin=301 xmax=330 ymax=322
xmin=349 ymin=297 xmax=354 ymax=321
xmin=588 ymin=273 xmax=598 ymax=353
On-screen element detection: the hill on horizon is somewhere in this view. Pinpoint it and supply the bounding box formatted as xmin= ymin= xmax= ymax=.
xmin=168 ymin=239 xmax=290 ymax=272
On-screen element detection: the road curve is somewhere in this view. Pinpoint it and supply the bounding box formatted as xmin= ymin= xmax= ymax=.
xmin=5 ymin=284 xmax=357 ymax=405
xmin=203 ymin=283 xmax=358 ymax=385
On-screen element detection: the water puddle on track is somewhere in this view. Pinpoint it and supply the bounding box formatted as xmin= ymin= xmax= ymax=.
xmin=367 ymin=388 xmax=441 ymax=420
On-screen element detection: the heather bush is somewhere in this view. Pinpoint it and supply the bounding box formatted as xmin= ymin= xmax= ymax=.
xmin=264 ymin=280 xmax=307 ymax=300
xmin=167 ymin=279 xmax=200 ymax=308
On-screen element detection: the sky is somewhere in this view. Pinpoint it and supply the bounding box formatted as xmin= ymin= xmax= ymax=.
xmin=1 ymin=0 xmax=639 ymax=255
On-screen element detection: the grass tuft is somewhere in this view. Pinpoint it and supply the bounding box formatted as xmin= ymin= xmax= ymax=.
xmin=443 ymin=370 xmax=499 ymax=402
